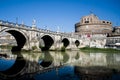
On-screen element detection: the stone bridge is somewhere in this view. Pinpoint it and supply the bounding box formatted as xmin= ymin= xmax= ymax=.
xmin=0 ymin=20 xmax=80 ymax=51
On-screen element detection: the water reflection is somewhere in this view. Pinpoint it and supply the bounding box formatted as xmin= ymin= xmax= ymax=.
xmin=39 ymin=51 xmax=53 ymax=67
xmin=0 ymin=51 xmax=26 ymax=80
xmin=0 ymin=49 xmax=120 ymax=80
xmin=75 ymin=66 xmax=113 ymax=80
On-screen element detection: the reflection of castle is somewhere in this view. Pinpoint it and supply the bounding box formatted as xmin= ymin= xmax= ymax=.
xmin=75 ymin=66 xmax=113 ymax=80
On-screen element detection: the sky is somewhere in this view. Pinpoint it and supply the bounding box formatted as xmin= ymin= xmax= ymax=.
xmin=0 ymin=0 xmax=120 ymax=32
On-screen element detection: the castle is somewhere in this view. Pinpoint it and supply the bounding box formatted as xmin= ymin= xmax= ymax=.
xmin=74 ymin=14 xmax=120 ymax=48
xmin=75 ymin=14 xmax=113 ymax=34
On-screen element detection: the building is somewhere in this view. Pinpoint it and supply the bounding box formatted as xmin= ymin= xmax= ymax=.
xmin=105 ymin=27 xmax=120 ymax=48
xmin=74 ymin=14 xmax=120 ymax=48
xmin=75 ymin=14 xmax=113 ymax=34
xmin=112 ymin=26 xmax=120 ymax=36
xmin=74 ymin=14 xmax=114 ymax=48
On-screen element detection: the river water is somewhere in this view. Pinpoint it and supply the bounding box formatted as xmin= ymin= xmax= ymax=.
xmin=0 ymin=49 xmax=120 ymax=80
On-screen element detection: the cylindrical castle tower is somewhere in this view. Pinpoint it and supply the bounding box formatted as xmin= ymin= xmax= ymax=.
xmin=75 ymin=14 xmax=113 ymax=34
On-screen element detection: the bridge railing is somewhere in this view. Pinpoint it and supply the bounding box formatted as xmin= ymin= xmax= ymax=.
xmin=0 ymin=20 xmax=32 ymax=28
xmin=0 ymin=20 xmax=80 ymax=39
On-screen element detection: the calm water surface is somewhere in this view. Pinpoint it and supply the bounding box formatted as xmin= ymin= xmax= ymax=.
xmin=0 ymin=49 xmax=120 ymax=80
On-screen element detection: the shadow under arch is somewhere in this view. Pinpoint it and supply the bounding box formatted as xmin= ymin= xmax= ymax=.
xmin=39 ymin=51 xmax=53 ymax=68
xmin=0 ymin=28 xmax=28 ymax=79
xmin=40 ymin=35 xmax=54 ymax=51
xmin=0 ymin=28 xmax=27 ymax=51
xmin=75 ymin=40 xmax=80 ymax=47
xmin=0 ymin=52 xmax=27 ymax=79
xmin=6 ymin=30 xmax=26 ymax=51
xmin=62 ymin=38 xmax=70 ymax=48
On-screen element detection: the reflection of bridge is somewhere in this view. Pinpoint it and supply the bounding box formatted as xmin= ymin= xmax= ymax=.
xmin=0 ymin=20 xmax=80 ymax=51
xmin=1 ymin=51 xmax=120 ymax=79
xmin=0 ymin=52 xmax=63 ymax=80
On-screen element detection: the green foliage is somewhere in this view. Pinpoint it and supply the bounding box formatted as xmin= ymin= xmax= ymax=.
xmin=32 ymin=46 xmax=37 ymax=50
xmin=39 ymin=45 xmax=44 ymax=49
xmin=21 ymin=49 xmax=32 ymax=52
xmin=0 ymin=45 xmax=13 ymax=49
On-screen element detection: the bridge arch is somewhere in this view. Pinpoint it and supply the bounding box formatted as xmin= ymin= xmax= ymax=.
xmin=62 ymin=38 xmax=70 ymax=48
xmin=75 ymin=40 xmax=80 ymax=47
xmin=40 ymin=34 xmax=54 ymax=51
xmin=0 ymin=52 xmax=27 ymax=79
xmin=39 ymin=52 xmax=53 ymax=67
xmin=0 ymin=28 xmax=28 ymax=51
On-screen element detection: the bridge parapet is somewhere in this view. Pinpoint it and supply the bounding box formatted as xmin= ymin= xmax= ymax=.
xmin=0 ymin=20 xmax=80 ymax=39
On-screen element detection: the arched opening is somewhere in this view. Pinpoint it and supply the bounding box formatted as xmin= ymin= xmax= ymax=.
xmin=0 ymin=29 xmax=27 ymax=79
xmin=61 ymin=52 xmax=69 ymax=63
xmin=0 ymin=30 xmax=26 ymax=52
xmin=75 ymin=40 xmax=80 ymax=47
xmin=40 ymin=35 xmax=54 ymax=51
xmin=62 ymin=38 xmax=69 ymax=48
xmin=39 ymin=52 xmax=53 ymax=67
xmin=6 ymin=30 xmax=26 ymax=51
xmin=0 ymin=52 xmax=26 ymax=79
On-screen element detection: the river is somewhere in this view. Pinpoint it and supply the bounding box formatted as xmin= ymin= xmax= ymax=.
xmin=0 ymin=48 xmax=120 ymax=80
